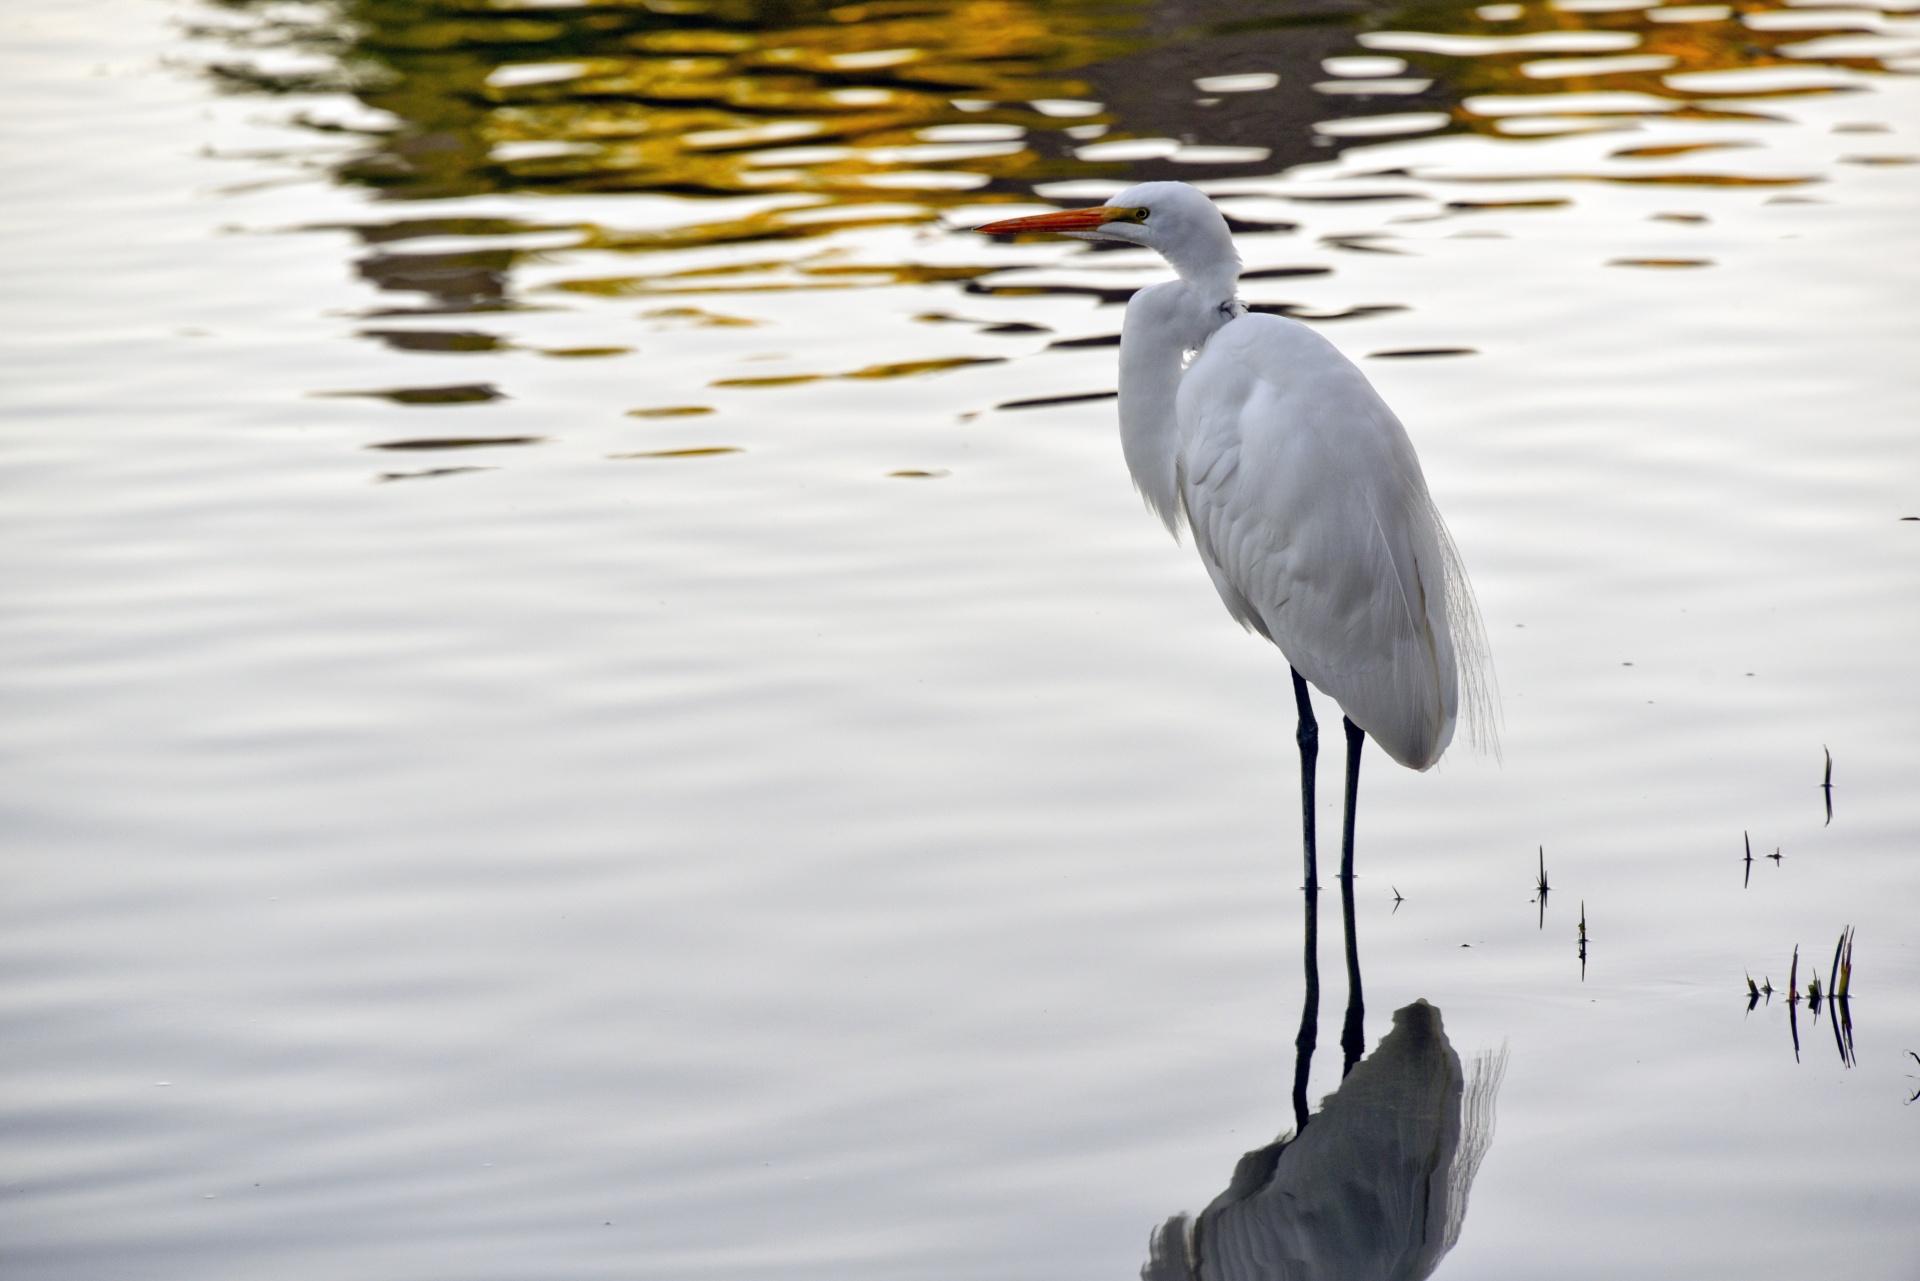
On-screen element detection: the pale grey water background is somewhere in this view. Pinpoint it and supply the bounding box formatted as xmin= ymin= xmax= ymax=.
xmin=4 ymin=0 xmax=1920 ymax=1276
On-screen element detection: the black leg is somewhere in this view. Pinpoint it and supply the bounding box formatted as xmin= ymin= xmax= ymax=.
xmin=1290 ymin=669 xmax=1320 ymax=1133
xmin=1338 ymin=717 xmax=1366 ymax=1075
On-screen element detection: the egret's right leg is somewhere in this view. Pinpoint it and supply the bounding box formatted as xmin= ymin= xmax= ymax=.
xmin=1290 ymin=668 xmax=1320 ymax=1133
xmin=1338 ymin=717 xmax=1366 ymax=1076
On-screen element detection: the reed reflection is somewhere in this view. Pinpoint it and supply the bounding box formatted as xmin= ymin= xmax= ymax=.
xmin=1147 ymin=1000 xmax=1505 ymax=1281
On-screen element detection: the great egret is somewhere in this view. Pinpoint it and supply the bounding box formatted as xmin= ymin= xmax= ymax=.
xmin=977 ymin=184 xmax=1494 ymax=1097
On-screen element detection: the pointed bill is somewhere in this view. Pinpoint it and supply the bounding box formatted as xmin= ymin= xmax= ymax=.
xmin=974 ymin=206 xmax=1135 ymax=234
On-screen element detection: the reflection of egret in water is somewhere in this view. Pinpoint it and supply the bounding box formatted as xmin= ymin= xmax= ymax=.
xmin=1143 ymin=1001 xmax=1505 ymax=1281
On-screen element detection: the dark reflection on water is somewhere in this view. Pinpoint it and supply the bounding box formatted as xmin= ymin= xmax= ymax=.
xmin=325 ymin=381 xmax=509 ymax=402
xmin=377 ymin=463 xmax=498 ymax=479
xmin=365 ymin=432 xmax=545 ymax=447
xmin=1145 ymin=1000 xmax=1504 ymax=1281
xmin=358 ymin=326 xmax=508 ymax=351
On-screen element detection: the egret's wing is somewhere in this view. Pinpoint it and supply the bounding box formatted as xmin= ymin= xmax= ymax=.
xmin=1177 ymin=314 xmax=1477 ymax=769
xmin=1174 ymin=364 xmax=1273 ymax=643
xmin=1435 ymin=513 xmax=1501 ymax=759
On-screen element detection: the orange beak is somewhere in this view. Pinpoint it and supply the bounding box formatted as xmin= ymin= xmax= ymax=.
xmin=973 ymin=205 xmax=1132 ymax=235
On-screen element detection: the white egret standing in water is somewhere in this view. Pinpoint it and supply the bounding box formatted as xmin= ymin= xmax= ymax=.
xmin=977 ymin=185 xmax=1494 ymax=1112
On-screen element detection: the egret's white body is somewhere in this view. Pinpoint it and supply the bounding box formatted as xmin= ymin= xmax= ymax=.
xmin=982 ymin=182 xmax=1493 ymax=768
xmin=978 ymin=183 xmax=1494 ymax=1080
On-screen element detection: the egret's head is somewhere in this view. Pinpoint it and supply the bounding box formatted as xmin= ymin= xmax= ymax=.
xmin=973 ymin=181 xmax=1238 ymax=294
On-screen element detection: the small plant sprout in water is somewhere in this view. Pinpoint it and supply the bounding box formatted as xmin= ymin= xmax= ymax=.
xmin=1743 ymin=831 xmax=1753 ymax=888
xmin=1577 ymin=902 xmax=1588 ymax=981
xmin=1826 ymin=927 xmax=1858 ymax=1068
xmin=1786 ymin=944 xmax=1804 ymax=1061
xmin=1534 ymin=846 xmax=1549 ymax=929
xmin=1822 ymin=746 xmax=1834 ymax=826
xmin=1829 ymin=925 xmax=1854 ymax=1001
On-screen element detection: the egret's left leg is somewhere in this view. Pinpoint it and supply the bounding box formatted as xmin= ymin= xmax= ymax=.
xmin=1338 ymin=717 xmax=1366 ymax=1075
xmin=1290 ymin=669 xmax=1321 ymax=1133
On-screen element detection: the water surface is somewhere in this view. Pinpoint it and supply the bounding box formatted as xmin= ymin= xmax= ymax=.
xmin=3 ymin=0 xmax=1920 ymax=1276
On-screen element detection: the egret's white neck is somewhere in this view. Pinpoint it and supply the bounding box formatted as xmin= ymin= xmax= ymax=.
xmin=1159 ymin=226 xmax=1241 ymax=308
xmin=1118 ymin=278 xmax=1238 ymax=533
xmin=1110 ymin=190 xmax=1246 ymax=531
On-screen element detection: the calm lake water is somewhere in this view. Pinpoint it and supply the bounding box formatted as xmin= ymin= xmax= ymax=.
xmin=4 ymin=0 xmax=1920 ymax=1275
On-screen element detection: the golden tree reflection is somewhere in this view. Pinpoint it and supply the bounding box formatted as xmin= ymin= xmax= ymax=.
xmin=199 ymin=0 xmax=1139 ymax=203
xmin=193 ymin=0 xmax=1907 ymax=302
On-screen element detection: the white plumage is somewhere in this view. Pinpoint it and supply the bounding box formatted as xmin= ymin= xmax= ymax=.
xmin=980 ymin=181 xmax=1493 ymax=769
xmin=1176 ymin=311 xmax=1477 ymax=769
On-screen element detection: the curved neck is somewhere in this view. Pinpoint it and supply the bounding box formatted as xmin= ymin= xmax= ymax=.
xmin=1162 ymin=225 xmax=1241 ymax=310
xmin=1119 ymin=315 xmax=1185 ymax=532
xmin=1118 ymin=280 xmax=1238 ymax=532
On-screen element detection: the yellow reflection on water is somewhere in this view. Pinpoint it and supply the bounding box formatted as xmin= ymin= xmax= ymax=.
xmin=195 ymin=0 xmax=1912 ymax=300
xmin=1377 ymin=0 xmax=1905 ymax=143
xmin=201 ymin=0 xmax=1137 ymax=206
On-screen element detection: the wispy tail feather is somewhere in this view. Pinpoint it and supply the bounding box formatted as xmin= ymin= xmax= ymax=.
xmin=1434 ymin=501 xmax=1501 ymax=762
